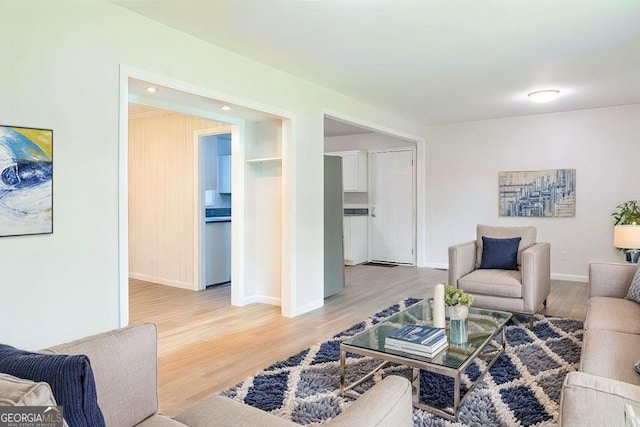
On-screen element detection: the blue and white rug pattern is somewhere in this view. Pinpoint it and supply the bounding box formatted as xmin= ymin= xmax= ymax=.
xmin=222 ymin=298 xmax=583 ymax=426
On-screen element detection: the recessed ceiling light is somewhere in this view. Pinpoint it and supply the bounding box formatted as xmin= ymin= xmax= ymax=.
xmin=527 ymin=90 xmax=560 ymax=103
xmin=220 ymin=105 xmax=232 ymax=111
xmin=145 ymin=87 xmax=157 ymax=93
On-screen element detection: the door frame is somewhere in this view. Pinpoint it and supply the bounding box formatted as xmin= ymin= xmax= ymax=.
xmin=367 ymin=146 xmax=417 ymax=265
xmin=193 ymin=126 xmax=237 ymax=291
xmin=119 ymin=65 xmax=297 ymax=326
xmin=322 ymin=109 xmax=426 ymax=268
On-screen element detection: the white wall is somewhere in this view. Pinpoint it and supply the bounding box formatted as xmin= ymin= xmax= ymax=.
xmin=426 ymin=104 xmax=640 ymax=281
xmin=0 ymin=1 xmax=423 ymax=348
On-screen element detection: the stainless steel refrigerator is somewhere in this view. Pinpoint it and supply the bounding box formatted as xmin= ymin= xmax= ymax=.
xmin=324 ymin=155 xmax=345 ymax=298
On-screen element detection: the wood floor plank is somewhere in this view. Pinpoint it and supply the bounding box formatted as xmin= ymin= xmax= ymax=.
xmin=129 ymin=265 xmax=588 ymax=416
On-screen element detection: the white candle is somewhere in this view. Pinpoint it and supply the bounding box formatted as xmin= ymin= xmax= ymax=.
xmin=433 ymin=283 xmax=446 ymax=328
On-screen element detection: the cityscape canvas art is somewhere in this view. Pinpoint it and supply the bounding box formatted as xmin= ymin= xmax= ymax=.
xmin=499 ymin=169 xmax=575 ymax=217
xmin=0 ymin=125 xmax=53 ymax=236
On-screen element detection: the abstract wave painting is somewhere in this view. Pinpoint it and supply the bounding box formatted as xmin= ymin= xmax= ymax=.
xmin=0 ymin=125 xmax=53 ymax=237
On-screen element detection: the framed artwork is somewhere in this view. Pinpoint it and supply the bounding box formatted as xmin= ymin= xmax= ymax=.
xmin=0 ymin=125 xmax=53 ymax=237
xmin=499 ymin=169 xmax=575 ymax=217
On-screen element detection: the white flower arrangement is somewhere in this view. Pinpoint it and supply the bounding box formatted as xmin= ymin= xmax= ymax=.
xmin=444 ymin=284 xmax=473 ymax=306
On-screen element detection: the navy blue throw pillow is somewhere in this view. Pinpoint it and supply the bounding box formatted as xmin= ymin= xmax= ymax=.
xmin=0 ymin=344 xmax=106 ymax=427
xmin=480 ymin=236 xmax=521 ymax=270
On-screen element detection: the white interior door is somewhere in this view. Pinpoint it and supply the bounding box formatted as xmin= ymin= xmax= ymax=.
xmin=370 ymin=149 xmax=415 ymax=264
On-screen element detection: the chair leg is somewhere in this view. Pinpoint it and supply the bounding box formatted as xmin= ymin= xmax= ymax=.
xmin=529 ymin=314 xmax=534 ymax=329
xmin=543 ymin=298 xmax=547 ymax=307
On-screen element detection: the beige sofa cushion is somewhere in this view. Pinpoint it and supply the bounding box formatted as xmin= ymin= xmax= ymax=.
xmin=585 ymin=296 xmax=640 ymax=334
xmin=459 ymin=269 xmax=522 ymax=298
xmin=581 ymin=329 xmax=640 ymax=386
xmin=476 ymin=225 xmax=536 ymax=267
xmin=0 ymin=373 xmax=57 ymax=406
xmin=560 ymin=371 xmax=640 ymax=427
xmin=625 ymin=263 xmax=640 ymax=302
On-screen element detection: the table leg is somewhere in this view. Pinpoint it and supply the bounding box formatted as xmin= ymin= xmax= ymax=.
xmin=454 ymin=372 xmax=461 ymax=417
xmin=502 ymin=325 xmax=507 ymax=350
xmin=411 ymin=368 xmax=420 ymax=406
xmin=339 ymin=349 xmax=346 ymax=395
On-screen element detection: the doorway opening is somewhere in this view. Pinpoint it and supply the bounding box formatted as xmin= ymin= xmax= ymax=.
xmin=120 ymin=71 xmax=294 ymax=327
xmin=195 ymin=127 xmax=235 ymax=291
xmin=128 ymin=104 xmax=231 ymax=291
xmin=323 ymin=114 xmax=419 ymax=267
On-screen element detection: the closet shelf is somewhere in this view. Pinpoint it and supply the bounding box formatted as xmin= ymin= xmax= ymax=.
xmin=246 ymin=157 xmax=282 ymax=163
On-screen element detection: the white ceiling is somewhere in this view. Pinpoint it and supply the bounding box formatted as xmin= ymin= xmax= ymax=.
xmin=130 ymin=76 xmax=364 ymax=137
xmin=324 ymin=117 xmax=372 ymax=137
xmin=115 ymin=0 xmax=640 ymax=125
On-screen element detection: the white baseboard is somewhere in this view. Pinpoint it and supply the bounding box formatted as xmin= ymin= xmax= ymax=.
xmin=237 ymin=296 xmax=323 ymax=318
xmin=551 ymin=273 xmax=588 ymax=283
xmin=423 ymin=263 xmax=588 ymax=283
xmin=289 ymin=299 xmax=324 ymax=317
xmin=241 ymin=295 xmax=282 ymax=306
xmin=424 ymin=262 xmax=448 ymax=270
xmin=129 ymin=272 xmax=195 ymax=290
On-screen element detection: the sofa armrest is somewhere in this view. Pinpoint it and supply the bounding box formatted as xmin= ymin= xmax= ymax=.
xmin=560 ymin=371 xmax=640 ymax=427
xmin=448 ymin=241 xmax=477 ymax=286
xmin=42 ymin=323 xmax=158 ymax=427
xmin=589 ymin=262 xmax=637 ymax=298
xmin=329 ymin=375 xmax=412 ymax=427
xmin=175 ymin=376 xmax=412 ymax=427
xmin=174 ymin=396 xmax=297 ymax=427
xmin=521 ymin=242 xmax=551 ymax=312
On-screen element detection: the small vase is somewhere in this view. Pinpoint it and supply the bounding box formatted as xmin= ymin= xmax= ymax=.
xmin=450 ymin=318 xmax=468 ymax=344
xmin=448 ymin=304 xmax=469 ymax=344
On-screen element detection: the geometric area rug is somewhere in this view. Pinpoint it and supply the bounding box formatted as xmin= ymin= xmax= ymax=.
xmin=222 ymin=298 xmax=583 ymax=426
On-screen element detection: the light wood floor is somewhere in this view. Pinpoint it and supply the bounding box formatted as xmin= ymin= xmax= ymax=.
xmin=129 ymin=265 xmax=588 ymax=416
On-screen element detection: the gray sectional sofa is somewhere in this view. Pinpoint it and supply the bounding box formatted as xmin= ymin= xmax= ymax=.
xmin=560 ymin=262 xmax=640 ymax=426
xmin=1 ymin=323 xmax=413 ymax=426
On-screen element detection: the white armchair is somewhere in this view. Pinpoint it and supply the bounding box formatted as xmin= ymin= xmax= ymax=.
xmin=448 ymin=225 xmax=551 ymax=325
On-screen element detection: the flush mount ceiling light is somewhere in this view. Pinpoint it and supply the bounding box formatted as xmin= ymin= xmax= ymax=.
xmin=527 ymin=90 xmax=560 ymax=103
xmin=220 ymin=105 xmax=232 ymax=111
xmin=145 ymin=87 xmax=157 ymax=93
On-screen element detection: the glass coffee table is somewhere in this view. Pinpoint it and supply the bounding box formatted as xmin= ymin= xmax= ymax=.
xmin=339 ymin=300 xmax=512 ymax=421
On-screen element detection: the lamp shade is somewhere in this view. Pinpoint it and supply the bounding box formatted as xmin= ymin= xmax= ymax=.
xmin=614 ymin=225 xmax=640 ymax=249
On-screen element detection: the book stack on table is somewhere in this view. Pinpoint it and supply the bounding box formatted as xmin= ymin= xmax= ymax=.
xmin=384 ymin=325 xmax=448 ymax=358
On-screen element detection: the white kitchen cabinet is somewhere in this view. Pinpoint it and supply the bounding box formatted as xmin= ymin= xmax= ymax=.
xmin=326 ymin=150 xmax=368 ymax=192
xmin=343 ymin=219 xmax=351 ymax=265
xmin=205 ymin=221 xmax=231 ymax=285
xmin=343 ymin=215 xmax=368 ymax=265
xmin=217 ymin=155 xmax=231 ymax=194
